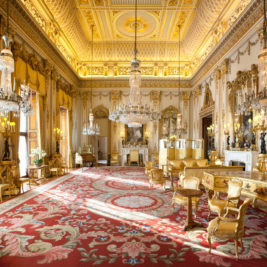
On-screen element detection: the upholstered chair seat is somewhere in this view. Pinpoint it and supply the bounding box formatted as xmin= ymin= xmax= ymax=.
xmin=196 ymin=159 xmax=209 ymax=167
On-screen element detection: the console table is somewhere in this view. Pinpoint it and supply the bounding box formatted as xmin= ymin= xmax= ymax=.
xmin=224 ymin=150 xmax=258 ymax=171
xmin=27 ymin=165 xmax=48 ymax=184
xmin=121 ymin=147 xmax=148 ymax=166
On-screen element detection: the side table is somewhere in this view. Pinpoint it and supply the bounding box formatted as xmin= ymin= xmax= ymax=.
xmin=175 ymin=188 xmax=203 ymax=231
xmin=27 ymin=165 xmax=48 ymax=184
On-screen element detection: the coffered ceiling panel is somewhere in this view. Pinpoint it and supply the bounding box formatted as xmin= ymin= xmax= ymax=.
xmin=18 ymin=0 xmax=253 ymax=79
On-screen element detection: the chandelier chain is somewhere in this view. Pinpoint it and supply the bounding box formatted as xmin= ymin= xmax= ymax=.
xmin=264 ymin=0 xmax=267 ymax=49
xmin=6 ymin=0 xmax=9 ymax=36
xmin=134 ymin=0 xmax=137 ymax=59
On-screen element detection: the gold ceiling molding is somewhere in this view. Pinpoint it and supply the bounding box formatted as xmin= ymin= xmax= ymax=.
xmin=79 ymin=79 xmax=191 ymax=89
xmin=197 ymin=0 xmax=253 ymax=65
xmin=77 ymin=62 xmax=191 ymax=78
xmin=17 ymin=0 xmax=253 ymax=80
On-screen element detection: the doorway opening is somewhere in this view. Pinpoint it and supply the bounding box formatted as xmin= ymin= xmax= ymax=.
xmin=202 ymin=115 xmax=213 ymax=159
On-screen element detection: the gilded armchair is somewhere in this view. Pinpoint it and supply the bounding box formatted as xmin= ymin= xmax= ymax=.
xmin=172 ymin=176 xmax=200 ymax=213
xmin=150 ymin=168 xmax=166 ymax=189
xmin=129 ymin=150 xmax=139 ymax=166
xmin=207 ymin=198 xmax=252 ymax=259
xmin=208 ymin=179 xmax=243 ymax=219
xmin=0 ymin=174 xmax=10 ymax=202
xmin=110 ymin=153 xmax=120 ymax=166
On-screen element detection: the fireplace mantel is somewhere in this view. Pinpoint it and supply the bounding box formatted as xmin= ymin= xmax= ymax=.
xmin=224 ymin=150 xmax=258 ymax=171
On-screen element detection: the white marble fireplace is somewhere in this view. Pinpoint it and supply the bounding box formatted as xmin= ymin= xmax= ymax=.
xmin=224 ymin=150 xmax=258 ymax=172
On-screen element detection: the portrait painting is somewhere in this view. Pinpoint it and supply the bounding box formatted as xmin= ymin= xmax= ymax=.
xmin=126 ymin=125 xmax=144 ymax=143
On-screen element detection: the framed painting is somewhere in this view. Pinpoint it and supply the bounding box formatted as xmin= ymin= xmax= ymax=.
xmin=125 ymin=125 xmax=144 ymax=143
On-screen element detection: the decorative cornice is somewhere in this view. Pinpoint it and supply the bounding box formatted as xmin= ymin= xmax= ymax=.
xmin=0 ymin=0 xmax=262 ymax=93
xmin=79 ymin=78 xmax=191 ymax=89
xmin=191 ymin=0 xmax=262 ymax=87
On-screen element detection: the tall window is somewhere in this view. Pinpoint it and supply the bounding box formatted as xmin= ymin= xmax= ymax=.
xmin=19 ymin=92 xmax=39 ymax=176
xmin=60 ymin=107 xmax=69 ymax=166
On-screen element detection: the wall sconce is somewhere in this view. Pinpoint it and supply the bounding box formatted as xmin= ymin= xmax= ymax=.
xmin=0 ymin=117 xmax=16 ymax=161
xmin=224 ymin=122 xmax=230 ymax=150
xmin=145 ymin=131 xmax=150 ymax=145
xmin=120 ymin=129 xmax=125 ymax=146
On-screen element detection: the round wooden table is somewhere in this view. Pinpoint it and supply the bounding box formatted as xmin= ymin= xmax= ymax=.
xmin=175 ymin=188 xmax=203 ymax=231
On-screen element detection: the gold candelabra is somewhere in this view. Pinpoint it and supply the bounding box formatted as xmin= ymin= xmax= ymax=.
xmin=0 ymin=117 xmax=16 ymax=137
xmin=54 ymin=127 xmax=63 ymax=154
xmin=253 ymin=111 xmax=267 ymax=132
xmin=207 ymin=124 xmax=215 ymax=137
xmin=233 ymin=114 xmax=241 ymax=148
xmin=224 ymin=122 xmax=230 ymax=150
xmin=0 ymin=117 xmax=16 ymax=161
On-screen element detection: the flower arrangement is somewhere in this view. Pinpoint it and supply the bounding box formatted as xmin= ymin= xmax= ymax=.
xmin=30 ymin=147 xmax=47 ymax=166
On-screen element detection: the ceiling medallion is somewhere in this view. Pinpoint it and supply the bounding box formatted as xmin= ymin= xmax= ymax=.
xmin=109 ymin=0 xmax=160 ymax=128
xmin=129 ymin=20 xmax=144 ymax=31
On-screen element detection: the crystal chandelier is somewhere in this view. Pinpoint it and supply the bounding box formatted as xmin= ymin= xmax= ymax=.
xmin=175 ymin=25 xmax=186 ymax=137
xmin=0 ymin=0 xmax=32 ymax=117
xmin=82 ymin=25 xmax=100 ymax=136
xmin=259 ymin=0 xmax=267 ymax=109
xmin=109 ymin=0 xmax=160 ymax=128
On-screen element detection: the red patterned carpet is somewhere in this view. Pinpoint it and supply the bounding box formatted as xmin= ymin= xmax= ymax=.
xmin=0 ymin=167 xmax=266 ymax=267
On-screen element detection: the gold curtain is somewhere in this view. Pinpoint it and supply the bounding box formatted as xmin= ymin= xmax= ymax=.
xmin=56 ymin=89 xmax=73 ymax=167
xmin=11 ymin=58 xmax=47 ymax=170
xmin=68 ymin=110 xmax=72 ymax=168
xmin=36 ymin=93 xmax=44 ymax=153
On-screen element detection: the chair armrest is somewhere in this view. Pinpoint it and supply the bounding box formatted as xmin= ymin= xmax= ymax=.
xmin=225 ymin=206 xmax=239 ymax=213
xmin=227 ymin=196 xmax=240 ymax=201
xmin=218 ymin=216 xmax=238 ymax=223
xmin=226 ymin=196 xmax=240 ymax=206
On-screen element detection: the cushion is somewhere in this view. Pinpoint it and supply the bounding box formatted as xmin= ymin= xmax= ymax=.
xmin=169 ymin=160 xmax=184 ymax=170
xmin=183 ymin=160 xmax=197 ymax=168
xmin=196 ymin=159 xmax=209 ymax=167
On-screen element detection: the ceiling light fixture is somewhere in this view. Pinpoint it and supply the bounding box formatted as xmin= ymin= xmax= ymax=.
xmin=0 ymin=0 xmax=33 ymax=117
xmin=109 ymin=0 xmax=160 ymax=127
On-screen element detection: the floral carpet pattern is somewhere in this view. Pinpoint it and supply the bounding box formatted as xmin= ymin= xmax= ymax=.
xmin=0 ymin=167 xmax=266 ymax=267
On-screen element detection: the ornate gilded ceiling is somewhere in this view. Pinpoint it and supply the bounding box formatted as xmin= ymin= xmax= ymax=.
xmin=18 ymin=0 xmax=253 ymax=79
